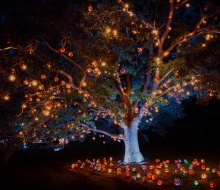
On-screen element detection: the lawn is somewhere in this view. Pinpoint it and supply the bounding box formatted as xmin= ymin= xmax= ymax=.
xmin=1 ymin=140 xmax=220 ymax=190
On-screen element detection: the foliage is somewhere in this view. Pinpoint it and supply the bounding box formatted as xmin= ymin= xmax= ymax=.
xmin=0 ymin=0 xmax=219 ymax=149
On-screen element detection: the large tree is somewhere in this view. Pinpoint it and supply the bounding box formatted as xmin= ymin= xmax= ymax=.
xmin=0 ymin=0 xmax=220 ymax=163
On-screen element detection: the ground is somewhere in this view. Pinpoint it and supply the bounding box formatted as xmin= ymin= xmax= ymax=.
xmin=1 ymin=139 xmax=220 ymax=190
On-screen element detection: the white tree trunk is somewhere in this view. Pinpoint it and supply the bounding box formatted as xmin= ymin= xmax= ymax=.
xmin=123 ymin=120 xmax=144 ymax=163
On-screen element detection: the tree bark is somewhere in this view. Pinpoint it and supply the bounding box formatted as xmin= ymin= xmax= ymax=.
xmin=123 ymin=120 xmax=144 ymax=163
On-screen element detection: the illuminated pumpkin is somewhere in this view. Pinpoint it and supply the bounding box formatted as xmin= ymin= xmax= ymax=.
xmin=201 ymin=165 xmax=206 ymax=170
xmin=125 ymin=171 xmax=130 ymax=178
xmin=117 ymin=170 xmax=122 ymax=176
xmin=155 ymin=169 xmax=161 ymax=176
xmin=201 ymin=173 xmax=207 ymax=180
xmin=132 ymin=167 xmax=137 ymax=173
xmin=165 ymin=168 xmax=170 ymax=174
xmin=192 ymin=159 xmax=198 ymax=165
xmin=157 ymin=179 xmax=163 ymax=186
xmin=210 ymin=181 xmax=217 ymax=188
xmin=212 ymin=168 xmax=216 ymax=173
xmin=189 ymin=170 xmax=195 ymax=176
xmin=131 ymin=176 xmax=137 ymax=182
xmin=194 ymin=86 xmax=199 ymax=91
xmin=137 ymin=47 xmax=143 ymax=53
xmin=149 ymin=165 xmax=155 ymax=170
xmin=174 ymin=178 xmax=181 ymax=187
xmin=120 ymin=68 xmax=125 ymax=74
xmin=136 ymin=173 xmax=141 ymax=179
xmin=60 ymin=47 xmax=65 ymax=53
xmin=88 ymin=5 xmax=93 ymax=12
xmin=174 ymin=169 xmax=179 ymax=174
xmin=147 ymin=172 xmax=152 ymax=179
xmin=41 ymin=74 xmax=46 ymax=79
xmin=142 ymin=176 xmax=146 ymax=183
xmin=152 ymin=174 xmax=157 ymax=181
xmin=108 ymin=168 xmax=112 ymax=174
xmin=54 ymin=77 xmax=59 ymax=82
xmin=216 ymin=170 xmax=220 ymax=177
xmin=141 ymin=165 xmax=147 ymax=171
xmin=68 ymin=52 xmax=74 ymax=57
xmin=194 ymin=180 xmax=199 ymax=187
xmin=104 ymin=161 xmax=108 ymax=166
xmin=155 ymin=159 xmax=160 ymax=163
xmin=71 ymin=163 xmax=78 ymax=169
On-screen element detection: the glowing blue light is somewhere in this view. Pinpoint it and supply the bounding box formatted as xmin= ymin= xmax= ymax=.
xmin=54 ymin=146 xmax=64 ymax=152
xmin=23 ymin=143 xmax=28 ymax=149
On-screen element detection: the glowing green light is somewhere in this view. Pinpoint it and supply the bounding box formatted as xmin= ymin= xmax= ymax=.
xmin=194 ymin=180 xmax=199 ymax=186
xmin=184 ymin=159 xmax=189 ymax=165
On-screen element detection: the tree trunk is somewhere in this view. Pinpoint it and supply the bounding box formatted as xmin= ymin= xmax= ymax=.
xmin=123 ymin=120 xmax=144 ymax=163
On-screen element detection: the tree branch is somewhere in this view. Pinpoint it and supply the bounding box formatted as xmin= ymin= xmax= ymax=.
xmin=159 ymin=0 xmax=174 ymax=54
xmin=79 ymin=124 xmax=124 ymax=140
xmin=158 ymin=69 xmax=174 ymax=85
xmin=164 ymin=10 xmax=220 ymax=56
xmin=43 ymin=41 xmax=87 ymax=84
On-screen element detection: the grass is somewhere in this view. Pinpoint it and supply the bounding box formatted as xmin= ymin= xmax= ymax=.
xmin=1 ymin=140 xmax=220 ymax=190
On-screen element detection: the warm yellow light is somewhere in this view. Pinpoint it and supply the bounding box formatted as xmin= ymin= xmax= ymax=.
xmin=152 ymin=29 xmax=158 ymax=35
xmin=155 ymin=57 xmax=161 ymax=63
xmin=66 ymin=84 xmax=71 ymax=89
xmin=163 ymin=51 xmax=169 ymax=57
xmin=43 ymin=110 xmax=50 ymax=116
xmin=186 ymin=3 xmax=190 ymax=7
xmin=124 ymin=3 xmax=129 ymax=8
xmin=82 ymin=81 xmax=87 ymax=87
xmin=113 ymin=30 xmax=118 ymax=36
xmin=21 ymin=64 xmax=27 ymax=70
xmin=101 ymin=62 xmax=107 ymax=67
xmin=31 ymin=80 xmax=38 ymax=86
xmin=4 ymin=95 xmax=10 ymax=101
xmin=106 ymin=27 xmax=111 ymax=33
xmin=9 ymin=74 xmax=16 ymax=82
xmin=129 ymin=12 xmax=134 ymax=17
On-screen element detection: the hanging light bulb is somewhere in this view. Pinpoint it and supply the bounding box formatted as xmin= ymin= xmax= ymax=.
xmin=31 ymin=80 xmax=38 ymax=87
xmin=21 ymin=64 xmax=27 ymax=70
xmin=9 ymin=74 xmax=16 ymax=82
xmin=4 ymin=95 xmax=10 ymax=101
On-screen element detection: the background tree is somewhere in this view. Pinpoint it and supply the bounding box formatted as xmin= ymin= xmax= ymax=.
xmin=0 ymin=0 xmax=220 ymax=163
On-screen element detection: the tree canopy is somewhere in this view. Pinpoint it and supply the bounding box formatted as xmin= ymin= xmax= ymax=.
xmin=0 ymin=0 xmax=219 ymax=156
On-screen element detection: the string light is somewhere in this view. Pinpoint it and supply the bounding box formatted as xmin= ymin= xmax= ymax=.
xmin=186 ymin=3 xmax=190 ymax=8
xmin=9 ymin=74 xmax=16 ymax=82
xmin=3 ymin=95 xmax=10 ymax=101
xmin=21 ymin=64 xmax=27 ymax=70
xmin=106 ymin=27 xmax=111 ymax=33
xmin=31 ymin=80 xmax=38 ymax=86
